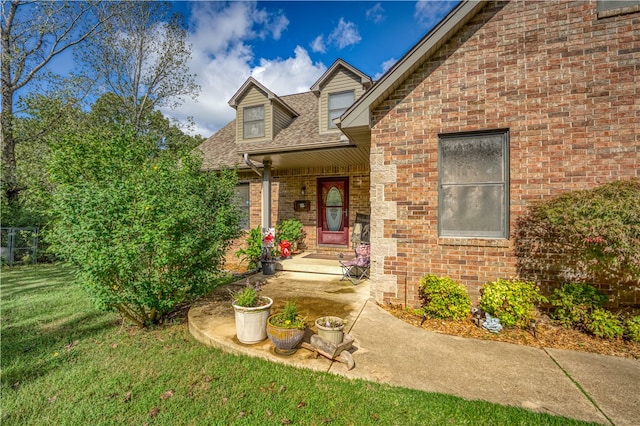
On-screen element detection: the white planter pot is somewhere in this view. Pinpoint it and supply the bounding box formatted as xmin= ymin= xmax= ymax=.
xmin=315 ymin=316 xmax=345 ymax=345
xmin=233 ymin=297 xmax=273 ymax=344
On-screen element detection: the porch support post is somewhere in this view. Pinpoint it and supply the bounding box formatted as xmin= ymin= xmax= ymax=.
xmin=262 ymin=160 xmax=272 ymax=229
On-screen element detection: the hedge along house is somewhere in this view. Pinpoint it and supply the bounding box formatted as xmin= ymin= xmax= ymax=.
xmin=336 ymin=0 xmax=639 ymax=308
xmin=197 ymin=59 xmax=373 ymax=259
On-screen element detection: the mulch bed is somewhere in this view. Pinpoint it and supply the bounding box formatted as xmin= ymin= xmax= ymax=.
xmin=381 ymin=304 xmax=640 ymax=360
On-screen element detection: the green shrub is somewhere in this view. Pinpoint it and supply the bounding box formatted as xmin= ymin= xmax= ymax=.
xmin=276 ymin=218 xmax=304 ymax=245
xmin=623 ymin=316 xmax=640 ymax=342
xmin=418 ymin=274 xmax=471 ymax=321
xmin=585 ymin=308 xmax=624 ymax=339
xmin=235 ymin=226 xmax=263 ymax=269
xmin=47 ymin=126 xmax=243 ymax=326
xmin=549 ymin=283 xmax=607 ymax=328
xmin=479 ymin=278 xmax=547 ymax=328
xmin=514 ymin=179 xmax=640 ymax=302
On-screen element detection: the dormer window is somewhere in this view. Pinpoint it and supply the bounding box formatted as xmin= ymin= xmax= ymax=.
xmin=328 ymin=91 xmax=355 ymax=128
xmin=243 ymin=105 xmax=265 ymax=138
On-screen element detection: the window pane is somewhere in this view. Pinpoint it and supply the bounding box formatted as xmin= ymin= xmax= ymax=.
xmin=244 ymin=106 xmax=264 ymax=121
xmin=438 ymin=130 xmax=508 ymax=238
xmin=328 ymin=91 xmax=354 ymax=128
xmin=243 ymin=106 xmax=264 ymax=138
xmin=329 ymin=91 xmax=354 ymax=109
xmin=235 ymin=184 xmax=250 ymax=229
xmin=440 ymin=185 xmax=504 ymax=237
xmin=441 ymin=134 xmax=503 ymax=183
xmin=244 ymin=121 xmax=264 ymax=138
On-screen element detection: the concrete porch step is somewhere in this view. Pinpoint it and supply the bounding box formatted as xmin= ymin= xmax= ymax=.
xmin=277 ymin=252 xmax=344 ymax=275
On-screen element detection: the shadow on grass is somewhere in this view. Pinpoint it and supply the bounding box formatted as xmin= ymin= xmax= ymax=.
xmin=0 ymin=264 xmax=120 ymax=387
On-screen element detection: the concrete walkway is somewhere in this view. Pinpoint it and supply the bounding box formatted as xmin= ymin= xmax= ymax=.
xmin=188 ymin=271 xmax=640 ymax=426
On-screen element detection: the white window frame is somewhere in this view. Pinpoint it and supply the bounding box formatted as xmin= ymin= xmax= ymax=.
xmin=243 ymin=105 xmax=264 ymax=139
xmin=328 ymin=91 xmax=354 ymax=128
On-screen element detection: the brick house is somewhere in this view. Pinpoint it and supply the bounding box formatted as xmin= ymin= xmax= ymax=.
xmin=198 ymin=1 xmax=639 ymax=307
xmin=197 ymin=59 xmax=373 ymax=260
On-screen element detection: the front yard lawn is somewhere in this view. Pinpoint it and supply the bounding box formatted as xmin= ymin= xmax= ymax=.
xmin=1 ymin=264 xmax=595 ymax=425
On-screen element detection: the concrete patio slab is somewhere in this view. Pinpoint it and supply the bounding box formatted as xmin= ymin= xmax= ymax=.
xmin=189 ymin=270 xmax=640 ymax=426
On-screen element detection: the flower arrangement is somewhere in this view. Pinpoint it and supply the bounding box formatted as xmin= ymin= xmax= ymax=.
xmin=268 ymin=301 xmax=306 ymax=330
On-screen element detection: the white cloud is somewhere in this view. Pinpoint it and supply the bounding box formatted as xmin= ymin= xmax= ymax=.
xmin=328 ymin=18 xmax=361 ymax=50
xmin=310 ymin=35 xmax=326 ymax=54
xmin=252 ymin=46 xmax=326 ymax=95
xmin=414 ymin=1 xmax=457 ymax=28
xmin=160 ymin=2 xmax=324 ymax=138
xmin=366 ymin=3 xmax=385 ymax=24
xmin=373 ymin=57 xmax=397 ymax=81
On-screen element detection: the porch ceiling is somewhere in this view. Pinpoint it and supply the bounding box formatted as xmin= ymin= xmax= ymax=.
xmin=244 ymin=141 xmax=370 ymax=170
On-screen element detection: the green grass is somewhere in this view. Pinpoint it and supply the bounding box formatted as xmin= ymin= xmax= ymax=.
xmin=1 ymin=264 xmax=596 ymax=425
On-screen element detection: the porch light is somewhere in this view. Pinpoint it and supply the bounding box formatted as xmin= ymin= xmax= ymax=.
xmin=301 ymin=185 xmax=306 ymax=196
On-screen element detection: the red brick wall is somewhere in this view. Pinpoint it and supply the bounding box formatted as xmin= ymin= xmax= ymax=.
xmin=372 ymin=1 xmax=639 ymax=307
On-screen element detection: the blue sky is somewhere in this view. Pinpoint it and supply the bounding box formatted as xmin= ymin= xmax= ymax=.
xmin=162 ymin=1 xmax=459 ymax=136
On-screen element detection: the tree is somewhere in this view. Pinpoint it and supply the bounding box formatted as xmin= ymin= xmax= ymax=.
xmin=1 ymin=0 xmax=116 ymax=202
xmin=5 ymin=93 xmax=86 ymax=227
xmin=47 ymin=125 xmax=243 ymax=326
xmin=79 ymin=1 xmax=199 ymax=133
xmin=89 ymin=93 xmax=204 ymax=153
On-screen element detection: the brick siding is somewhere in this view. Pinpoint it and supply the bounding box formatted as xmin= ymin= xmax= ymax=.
xmin=370 ymin=1 xmax=639 ymax=307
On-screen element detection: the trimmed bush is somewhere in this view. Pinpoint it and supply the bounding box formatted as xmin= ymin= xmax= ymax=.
xmin=514 ymin=179 xmax=640 ymax=302
xmin=624 ymin=316 xmax=640 ymax=342
xmin=418 ymin=274 xmax=471 ymax=321
xmin=479 ymin=279 xmax=547 ymax=328
xmin=585 ymin=308 xmax=624 ymax=339
xmin=549 ymin=283 xmax=607 ymax=329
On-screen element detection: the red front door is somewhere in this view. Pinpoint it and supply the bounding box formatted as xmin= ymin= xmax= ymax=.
xmin=317 ymin=178 xmax=349 ymax=246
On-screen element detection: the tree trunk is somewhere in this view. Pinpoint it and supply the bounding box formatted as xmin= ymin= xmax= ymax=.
xmin=1 ymin=87 xmax=17 ymax=202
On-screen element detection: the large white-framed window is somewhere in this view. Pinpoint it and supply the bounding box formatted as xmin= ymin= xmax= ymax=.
xmin=438 ymin=129 xmax=509 ymax=239
xmin=243 ymin=105 xmax=264 ymax=138
xmin=234 ymin=183 xmax=251 ymax=230
xmin=328 ymin=91 xmax=354 ymax=128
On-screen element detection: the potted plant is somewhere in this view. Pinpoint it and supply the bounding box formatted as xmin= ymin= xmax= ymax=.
xmin=230 ymin=280 xmax=273 ymax=344
xmin=276 ymin=218 xmax=304 ymax=253
xmin=266 ymin=301 xmax=306 ymax=355
xmin=315 ymin=316 xmax=346 ymax=345
xmin=261 ymin=228 xmax=277 ymax=275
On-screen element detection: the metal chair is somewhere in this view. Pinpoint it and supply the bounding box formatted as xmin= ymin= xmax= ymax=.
xmin=339 ymin=243 xmax=370 ymax=284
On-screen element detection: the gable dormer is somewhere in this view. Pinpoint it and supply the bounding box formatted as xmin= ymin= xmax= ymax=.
xmin=310 ymin=59 xmax=372 ymax=134
xmin=228 ymin=77 xmax=298 ymax=143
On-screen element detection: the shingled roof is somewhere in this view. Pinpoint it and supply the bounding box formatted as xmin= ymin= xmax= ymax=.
xmin=196 ymin=90 xmax=355 ymax=171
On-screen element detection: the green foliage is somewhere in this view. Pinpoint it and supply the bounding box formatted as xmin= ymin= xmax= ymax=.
xmin=230 ymin=279 xmax=268 ymax=308
xmin=235 ymin=226 xmax=263 ymax=269
xmin=623 ymin=316 xmax=640 ymax=342
xmin=515 ymin=179 xmax=640 ymax=296
xmin=549 ymin=283 xmax=607 ymax=329
xmin=418 ymin=274 xmax=471 ymax=321
xmin=276 ymin=218 xmax=304 ymax=245
xmin=46 ymin=125 xmax=243 ymax=326
xmin=585 ymin=309 xmax=624 ymax=339
xmin=269 ymin=301 xmax=306 ymax=330
xmin=479 ymin=279 xmax=548 ymax=328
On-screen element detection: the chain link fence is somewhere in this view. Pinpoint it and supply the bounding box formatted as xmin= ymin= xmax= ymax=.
xmin=1 ymin=227 xmax=39 ymax=266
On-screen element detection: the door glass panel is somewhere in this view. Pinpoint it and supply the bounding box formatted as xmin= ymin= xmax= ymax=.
xmin=326 ymin=186 xmax=343 ymax=231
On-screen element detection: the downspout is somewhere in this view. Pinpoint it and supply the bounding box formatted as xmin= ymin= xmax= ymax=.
xmin=243 ymin=153 xmax=262 ymax=177
xmin=243 ymin=153 xmax=271 ymax=229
